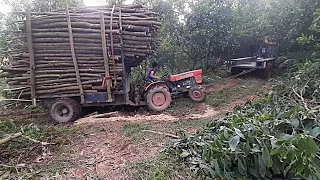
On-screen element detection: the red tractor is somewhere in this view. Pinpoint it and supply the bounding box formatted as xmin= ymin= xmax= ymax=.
xmin=143 ymin=69 xmax=206 ymax=111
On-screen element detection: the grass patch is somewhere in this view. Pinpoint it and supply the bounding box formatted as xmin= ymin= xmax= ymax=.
xmin=126 ymin=153 xmax=199 ymax=180
xmin=0 ymin=117 xmax=82 ymax=178
xmin=166 ymin=97 xmax=197 ymax=116
xmin=123 ymin=123 xmax=150 ymax=142
xmin=205 ymin=78 xmax=267 ymax=107
xmin=159 ymin=118 xmax=212 ymax=135
xmin=124 ymin=118 xmax=213 ymax=145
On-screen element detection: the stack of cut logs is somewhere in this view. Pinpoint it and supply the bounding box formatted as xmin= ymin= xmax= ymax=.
xmin=1 ymin=4 xmax=160 ymax=99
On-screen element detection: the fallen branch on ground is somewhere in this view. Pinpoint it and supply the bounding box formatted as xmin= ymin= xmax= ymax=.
xmin=0 ymin=132 xmax=54 ymax=145
xmin=23 ymin=135 xmax=55 ymax=146
xmin=89 ymin=111 xmax=118 ymax=118
xmin=292 ymin=87 xmax=310 ymax=110
xmin=0 ymin=133 xmax=23 ymax=145
xmin=84 ymin=111 xmax=98 ymax=118
xmin=0 ymin=99 xmax=40 ymax=102
xmin=141 ymin=130 xmax=180 ymax=139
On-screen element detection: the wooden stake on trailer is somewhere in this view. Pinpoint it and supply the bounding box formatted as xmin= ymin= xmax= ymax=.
xmin=100 ymin=12 xmax=112 ymax=102
xmin=110 ymin=5 xmax=117 ymax=85
xmin=66 ymin=8 xmax=85 ymax=104
xmin=26 ymin=11 xmax=37 ymax=106
xmin=119 ymin=7 xmax=129 ymax=100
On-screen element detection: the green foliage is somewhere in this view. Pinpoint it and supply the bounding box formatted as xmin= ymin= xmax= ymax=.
xmin=134 ymin=0 xmax=320 ymax=72
xmin=131 ymin=64 xmax=147 ymax=95
xmin=0 ymin=117 xmax=82 ymax=179
xmin=274 ymin=60 xmax=320 ymax=103
xmin=169 ymin=96 xmax=320 ymax=179
xmin=123 ymin=123 xmax=149 ymax=142
xmin=205 ymin=78 xmax=265 ymax=107
xmin=297 ymin=8 xmax=320 ymax=50
xmin=169 ymin=60 xmax=320 ymax=179
xmin=128 ymin=153 xmax=200 ymax=180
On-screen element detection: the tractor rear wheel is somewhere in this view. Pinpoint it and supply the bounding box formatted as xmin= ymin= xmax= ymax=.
xmin=146 ymin=86 xmax=171 ymax=112
xmin=50 ymin=98 xmax=81 ymax=123
xmin=189 ymin=88 xmax=206 ymax=102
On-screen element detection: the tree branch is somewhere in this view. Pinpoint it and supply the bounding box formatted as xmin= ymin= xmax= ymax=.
xmin=292 ymin=87 xmax=310 ymax=110
xmin=0 ymin=133 xmax=23 ymax=145
xmin=141 ymin=130 xmax=180 ymax=139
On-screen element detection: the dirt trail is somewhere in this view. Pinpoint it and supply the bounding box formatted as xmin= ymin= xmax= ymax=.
xmin=62 ymin=122 xmax=160 ymax=179
xmin=205 ymin=78 xmax=239 ymax=93
xmin=56 ymin=78 xmax=251 ymax=179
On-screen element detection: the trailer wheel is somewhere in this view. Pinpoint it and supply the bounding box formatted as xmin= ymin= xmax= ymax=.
xmin=189 ymin=88 xmax=206 ymax=102
xmin=147 ymin=86 xmax=171 ymax=112
xmin=50 ymin=98 xmax=81 ymax=123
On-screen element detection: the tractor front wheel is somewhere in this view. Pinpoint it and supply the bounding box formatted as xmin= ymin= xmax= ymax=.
xmin=50 ymin=98 xmax=82 ymax=123
xmin=189 ymin=88 xmax=206 ymax=102
xmin=146 ymin=86 xmax=171 ymax=112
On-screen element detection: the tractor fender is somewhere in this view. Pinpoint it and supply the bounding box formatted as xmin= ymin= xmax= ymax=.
xmin=144 ymin=81 xmax=169 ymax=92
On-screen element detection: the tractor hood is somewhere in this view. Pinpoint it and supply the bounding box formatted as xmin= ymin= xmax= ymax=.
xmin=169 ymin=69 xmax=203 ymax=84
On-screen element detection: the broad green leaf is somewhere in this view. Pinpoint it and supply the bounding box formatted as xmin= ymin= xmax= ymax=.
xmin=306 ymin=176 xmax=315 ymax=180
xmin=235 ymin=128 xmax=245 ymax=139
xmin=271 ymin=156 xmax=281 ymax=175
xmin=291 ymin=118 xmax=300 ymax=128
xmin=199 ymin=163 xmax=216 ymax=178
xmin=278 ymin=133 xmax=294 ymax=141
xmin=238 ymin=157 xmax=247 ymax=175
xmin=244 ymin=140 xmax=250 ymax=154
xmin=202 ymin=146 xmax=207 ymax=160
xmin=224 ymin=128 xmax=229 ymax=139
xmin=296 ymin=158 xmax=304 ymax=175
xmin=284 ymin=164 xmax=292 ymax=177
xmin=306 ymin=136 xmax=319 ymax=156
xmin=248 ymin=167 xmax=258 ymax=178
xmin=212 ymin=159 xmax=221 ymax=177
xmin=229 ymin=135 xmax=240 ymax=151
xmin=310 ymin=127 xmax=320 ymax=138
xmin=180 ymin=150 xmax=190 ymax=158
xmin=258 ymin=154 xmax=266 ymax=177
xmin=270 ymin=149 xmax=281 ymax=156
xmin=262 ymin=144 xmax=271 ymax=167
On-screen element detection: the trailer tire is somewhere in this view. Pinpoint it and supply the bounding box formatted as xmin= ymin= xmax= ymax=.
xmin=189 ymin=88 xmax=206 ymax=102
xmin=50 ymin=98 xmax=82 ymax=123
xmin=147 ymin=86 xmax=171 ymax=112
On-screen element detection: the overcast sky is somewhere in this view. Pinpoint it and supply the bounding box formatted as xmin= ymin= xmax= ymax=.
xmin=0 ymin=0 xmax=135 ymax=14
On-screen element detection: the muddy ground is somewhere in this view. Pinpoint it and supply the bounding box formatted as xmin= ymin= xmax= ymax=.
xmin=0 ymin=77 xmax=270 ymax=179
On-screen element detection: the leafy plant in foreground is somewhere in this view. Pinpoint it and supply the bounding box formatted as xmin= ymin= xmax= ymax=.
xmin=169 ymin=97 xmax=320 ymax=179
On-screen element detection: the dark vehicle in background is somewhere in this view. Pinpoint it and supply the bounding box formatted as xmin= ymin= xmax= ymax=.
xmin=224 ymin=42 xmax=279 ymax=78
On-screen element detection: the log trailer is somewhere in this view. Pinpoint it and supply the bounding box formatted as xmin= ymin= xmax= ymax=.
xmin=1 ymin=5 xmax=205 ymax=123
xmin=224 ymin=44 xmax=278 ymax=78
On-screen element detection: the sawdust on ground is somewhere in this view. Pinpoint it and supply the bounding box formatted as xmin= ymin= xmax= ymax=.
xmin=75 ymin=104 xmax=219 ymax=125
